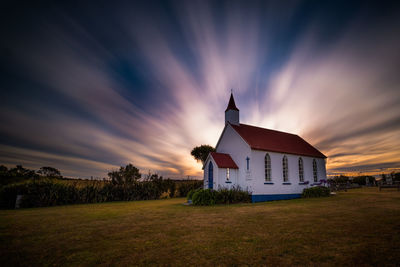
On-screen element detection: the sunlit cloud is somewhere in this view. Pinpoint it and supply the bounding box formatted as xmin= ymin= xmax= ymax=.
xmin=0 ymin=1 xmax=399 ymax=178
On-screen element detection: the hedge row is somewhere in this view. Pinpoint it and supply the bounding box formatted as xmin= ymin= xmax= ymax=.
xmin=188 ymin=187 xmax=251 ymax=206
xmin=0 ymin=179 xmax=203 ymax=209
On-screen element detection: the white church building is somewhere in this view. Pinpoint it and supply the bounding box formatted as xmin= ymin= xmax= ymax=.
xmin=203 ymin=93 xmax=327 ymax=202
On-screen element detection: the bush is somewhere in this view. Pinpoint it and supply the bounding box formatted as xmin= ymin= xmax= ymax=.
xmin=216 ymin=186 xmax=251 ymax=204
xmin=177 ymin=180 xmax=203 ymax=197
xmin=302 ymin=186 xmax=330 ymax=198
xmin=352 ymin=176 xmax=375 ymax=186
xmin=329 ymin=175 xmax=349 ymax=185
xmin=192 ymin=189 xmax=218 ymax=205
xmin=191 ymin=187 xmax=251 ymax=206
xmin=187 ymin=188 xmax=199 ymax=200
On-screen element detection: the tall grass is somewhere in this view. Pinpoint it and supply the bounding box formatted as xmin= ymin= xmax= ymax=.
xmin=0 ymin=178 xmax=203 ymax=209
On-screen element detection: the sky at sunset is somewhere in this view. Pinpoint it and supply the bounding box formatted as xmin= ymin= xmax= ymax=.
xmin=1 ymin=0 xmax=400 ymax=179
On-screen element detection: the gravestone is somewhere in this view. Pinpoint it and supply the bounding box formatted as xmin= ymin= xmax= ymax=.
xmin=15 ymin=195 xmax=23 ymax=209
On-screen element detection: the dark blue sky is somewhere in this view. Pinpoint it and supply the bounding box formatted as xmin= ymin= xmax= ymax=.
xmin=1 ymin=0 xmax=400 ymax=178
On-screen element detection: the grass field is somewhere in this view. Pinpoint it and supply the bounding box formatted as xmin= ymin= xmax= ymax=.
xmin=1 ymin=187 xmax=400 ymax=266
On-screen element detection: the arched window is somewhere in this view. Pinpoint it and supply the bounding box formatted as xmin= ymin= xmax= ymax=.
xmin=208 ymin=162 xmax=213 ymax=189
xmin=282 ymin=155 xmax=288 ymax=182
xmin=313 ymin=159 xmax=318 ymax=182
xmin=298 ymin=157 xmax=304 ymax=182
xmin=265 ymin=153 xmax=271 ymax=182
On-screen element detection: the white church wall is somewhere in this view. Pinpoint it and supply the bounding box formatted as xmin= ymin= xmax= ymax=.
xmin=302 ymin=156 xmax=313 ymax=183
xmin=217 ymin=168 xmax=225 ymax=187
xmin=216 ymin=168 xmax=238 ymax=190
xmin=317 ymin=158 xmax=327 ymax=180
xmin=230 ymin=168 xmax=239 ymax=188
xmin=249 ymin=150 xmax=327 ymax=195
xmin=302 ymin=157 xmax=327 ymax=182
xmin=203 ymin=159 xmax=209 ymax=189
xmin=216 ymin=124 xmax=251 ymax=191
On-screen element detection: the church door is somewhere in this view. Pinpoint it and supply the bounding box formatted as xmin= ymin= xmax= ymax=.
xmin=208 ymin=162 xmax=213 ymax=189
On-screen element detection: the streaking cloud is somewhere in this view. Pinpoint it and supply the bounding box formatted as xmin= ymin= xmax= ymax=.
xmin=0 ymin=1 xmax=399 ymax=178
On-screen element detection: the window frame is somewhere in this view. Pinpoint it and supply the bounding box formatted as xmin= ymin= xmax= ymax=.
xmin=265 ymin=153 xmax=271 ymax=182
xmin=282 ymin=155 xmax=288 ymax=182
xmin=298 ymin=157 xmax=304 ymax=182
xmin=313 ymin=159 xmax=318 ymax=182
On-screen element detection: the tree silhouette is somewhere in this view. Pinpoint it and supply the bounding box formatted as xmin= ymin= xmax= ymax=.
xmin=37 ymin=166 xmax=62 ymax=178
xmin=191 ymin=145 xmax=216 ymax=165
xmin=108 ymin=163 xmax=141 ymax=185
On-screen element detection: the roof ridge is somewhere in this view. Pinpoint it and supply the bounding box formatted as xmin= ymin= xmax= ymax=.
xmin=211 ymin=152 xmax=230 ymax=155
xmin=238 ymin=123 xmax=299 ymax=137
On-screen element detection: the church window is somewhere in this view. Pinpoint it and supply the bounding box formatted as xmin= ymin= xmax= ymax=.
xmin=265 ymin=154 xmax=271 ymax=181
xmin=246 ymin=156 xmax=250 ymax=170
xmin=283 ymin=156 xmax=288 ymax=182
xmin=313 ymin=159 xmax=318 ymax=182
xmin=226 ymin=168 xmax=230 ymax=180
xmin=298 ymin=157 xmax=304 ymax=182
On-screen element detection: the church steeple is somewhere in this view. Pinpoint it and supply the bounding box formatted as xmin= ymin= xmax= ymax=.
xmin=225 ymin=93 xmax=239 ymax=112
xmin=225 ymin=92 xmax=239 ymax=125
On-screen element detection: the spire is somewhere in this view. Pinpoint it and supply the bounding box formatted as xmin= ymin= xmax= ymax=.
xmin=225 ymin=92 xmax=239 ymax=112
xmin=225 ymin=92 xmax=240 ymax=125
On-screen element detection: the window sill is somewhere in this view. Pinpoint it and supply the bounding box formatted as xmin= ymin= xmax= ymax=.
xmin=282 ymin=182 xmax=291 ymax=185
xmin=225 ymin=181 xmax=232 ymax=184
xmin=299 ymin=182 xmax=309 ymax=185
xmin=264 ymin=182 xmax=274 ymax=185
xmin=311 ymin=182 xmax=322 ymax=186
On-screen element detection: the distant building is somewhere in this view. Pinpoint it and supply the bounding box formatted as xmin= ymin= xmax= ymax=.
xmin=203 ymin=93 xmax=327 ymax=202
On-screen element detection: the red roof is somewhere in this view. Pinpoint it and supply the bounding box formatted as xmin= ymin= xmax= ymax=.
xmin=210 ymin=152 xmax=239 ymax=169
xmin=230 ymin=123 xmax=327 ymax=158
xmin=225 ymin=93 xmax=239 ymax=112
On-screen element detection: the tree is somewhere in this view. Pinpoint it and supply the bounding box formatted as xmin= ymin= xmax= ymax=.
xmin=191 ymin=145 xmax=216 ymax=165
xmin=37 ymin=166 xmax=62 ymax=178
xmin=0 ymin=165 xmax=38 ymax=185
xmin=144 ymin=171 xmax=162 ymax=181
xmin=352 ymin=175 xmax=375 ymax=185
xmin=108 ymin=163 xmax=141 ymax=185
xmin=8 ymin=165 xmax=37 ymax=178
xmin=331 ymin=175 xmax=349 ymax=184
xmin=0 ymin=165 xmax=8 ymax=176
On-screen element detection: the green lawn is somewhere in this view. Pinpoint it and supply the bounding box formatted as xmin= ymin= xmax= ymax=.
xmin=1 ymin=188 xmax=399 ymax=266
